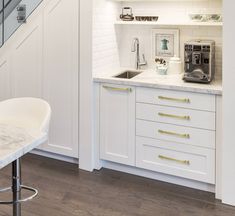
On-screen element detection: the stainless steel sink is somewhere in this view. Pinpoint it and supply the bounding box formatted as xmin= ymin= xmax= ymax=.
xmin=114 ymin=71 xmax=142 ymax=79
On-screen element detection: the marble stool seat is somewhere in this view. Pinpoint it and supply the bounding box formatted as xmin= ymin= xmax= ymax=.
xmin=0 ymin=98 xmax=51 ymax=216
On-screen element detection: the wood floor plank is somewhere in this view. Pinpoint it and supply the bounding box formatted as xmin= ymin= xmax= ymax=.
xmin=0 ymin=154 xmax=235 ymax=216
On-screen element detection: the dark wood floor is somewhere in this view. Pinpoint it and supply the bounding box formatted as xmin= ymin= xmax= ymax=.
xmin=0 ymin=155 xmax=235 ymax=216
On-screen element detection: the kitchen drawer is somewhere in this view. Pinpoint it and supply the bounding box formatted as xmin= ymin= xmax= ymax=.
xmin=136 ymin=103 xmax=215 ymax=130
xmin=136 ymin=136 xmax=215 ymax=184
xmin=136 ymin=87 xmax=216 ymax=112
xmin=136 ymin=120 xmax=215 ymax=149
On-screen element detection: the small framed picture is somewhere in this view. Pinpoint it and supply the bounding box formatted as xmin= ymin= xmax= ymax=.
xmin=152 ymin=29 xmax=180 ymax=61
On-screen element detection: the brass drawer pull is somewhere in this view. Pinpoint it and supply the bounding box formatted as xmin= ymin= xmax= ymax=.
xmin=158 ymin=129 xmax=190 ymax=139
xmin=158 ymin=155 xmax=190 ymax=165
xmin=103 ymin=85 xmax=132 ymax=92
xmin=158 ymin=112 xmax=191 ymax=120
xmin=158 ymin=96 xmax=190 ymax=103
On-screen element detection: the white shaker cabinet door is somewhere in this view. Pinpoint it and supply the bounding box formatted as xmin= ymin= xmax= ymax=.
xmin=100 ymin=84 xmax=135 ymax=166
xmin=42 ymin=0 xmax=79 ymax=158
xmin=11 ymin=15 xmax=43 ymax=98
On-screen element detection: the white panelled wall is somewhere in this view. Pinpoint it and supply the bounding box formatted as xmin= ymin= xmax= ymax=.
xmin=43 ymin=0 xmax=79 ymax=158
xmin=0 ymin=0 xmax=79 ymax=160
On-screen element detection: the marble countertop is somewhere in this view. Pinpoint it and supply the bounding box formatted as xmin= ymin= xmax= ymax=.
xmin=93 ymin=68 xmax=222 ymax=95
xmin=0 ymin=123 xmax=47 ymax=169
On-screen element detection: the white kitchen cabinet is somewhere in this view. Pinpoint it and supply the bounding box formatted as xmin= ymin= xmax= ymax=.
xmin=135 ymin=87 xmax=216 ymax=184
xmin=136 ymin=120 xmax=215 ymax=149
xmin=11 ymin=15 xmax=43 ymax=98
xmin=136 ymin=136 xmax=215 ymax=184
xmin=136 ymin=103 xmax=216 ymax=130
xmin=42 ymin=0 xmax=79 ymax=158
xmin=98 ymin=84 xmax=218 ymax=185
xmin=136 ymin=87 xmax=216 ymax=112
xmin=100 ymin=84 xmax=135 ymax=166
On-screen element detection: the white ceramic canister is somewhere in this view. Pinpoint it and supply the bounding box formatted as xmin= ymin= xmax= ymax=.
xmin=168 ymin=56 xmax=182 ymax=75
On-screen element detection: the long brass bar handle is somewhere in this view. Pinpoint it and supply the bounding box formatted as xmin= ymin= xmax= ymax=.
xmin=158 ymin=112 xmax=191 ymax=120
xmin=158 ymin=96 xmax=190 ymax=103
xmin=158 ymin=155 xmax=190 ymax=165
xmin=103 ymin=85 xmax=132 ymax=92
xmin=158 ymin=129 xmax=190 ymax=139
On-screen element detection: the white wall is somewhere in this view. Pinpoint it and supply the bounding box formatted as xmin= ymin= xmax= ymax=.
xmin=93 ymin=0 xmax=222 ymax=78
xmin=121 ymin=1 xmax=222 ymax=19
xmin=118 ymin=25 xmax=222 ymax=77
xmin=119 ymin=0 xmax=222 ymax=77
xmin=222 ymin=0 xmax=235 ymax=206
xmin=93 ymin=0 xmax=120 ymax=75
xmin=79 ymin=0 xmax=94 ymax=171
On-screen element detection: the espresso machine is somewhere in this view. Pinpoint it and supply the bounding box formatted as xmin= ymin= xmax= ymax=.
xmin=183 ymin=40 xmax=215 ymax=83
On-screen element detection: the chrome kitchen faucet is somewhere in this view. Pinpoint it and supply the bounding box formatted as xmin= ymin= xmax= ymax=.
xmin=131 ymin=38 xmax=147 ymax=70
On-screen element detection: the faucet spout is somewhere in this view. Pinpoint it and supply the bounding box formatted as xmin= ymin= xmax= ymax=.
xmin=131 ymin=37 xmax=147 ymax=70
xmin=131 ymin=38 xmax=139 ymax=52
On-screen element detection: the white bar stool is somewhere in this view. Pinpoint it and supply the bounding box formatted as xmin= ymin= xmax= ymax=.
xmin=0 ymin=98 xmax=51 ymax=216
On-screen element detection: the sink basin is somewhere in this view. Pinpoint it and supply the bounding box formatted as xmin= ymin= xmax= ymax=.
xmin=114 ymin=71 xmax=142 ymax=79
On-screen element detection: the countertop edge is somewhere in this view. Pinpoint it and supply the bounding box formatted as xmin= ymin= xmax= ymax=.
xmin=93 ymin=77 xmax=222 ymax=96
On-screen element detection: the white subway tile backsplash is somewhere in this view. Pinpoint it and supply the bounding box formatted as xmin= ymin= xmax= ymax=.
xmin=93 ymin=0 xmax=121 ymax=74
xmin=93 ymin=0 xmax=222 ymax=77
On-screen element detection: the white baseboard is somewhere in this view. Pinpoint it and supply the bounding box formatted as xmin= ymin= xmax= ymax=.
xmin=29 ymin=151 xmax=215 ymax=193
xmin=102 ymin=160 xmax=215 ymax=193
xmin=31 ymin=149 xmax=79 ymax=164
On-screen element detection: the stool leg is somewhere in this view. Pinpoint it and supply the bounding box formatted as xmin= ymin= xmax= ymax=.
xmin=12 ymin=159 xmax=21 ymax=216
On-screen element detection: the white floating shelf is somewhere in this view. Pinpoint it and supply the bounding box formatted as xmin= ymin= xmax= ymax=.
xmin=115 ymin=21 xmax=223 ymax=27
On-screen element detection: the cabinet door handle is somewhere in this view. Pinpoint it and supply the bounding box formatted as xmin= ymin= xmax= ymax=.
xmin=158 ymin=96 xmax=190 ymax=103
xmin=103 ymin=85 xmax=132 ymax=92
xmin=158 ymin=129 xmax=190 ymax=139
xmin=158 ymin=155 xmax=190 ymax=165
xmin=158 ymin=112 xmax=191 ymax=120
